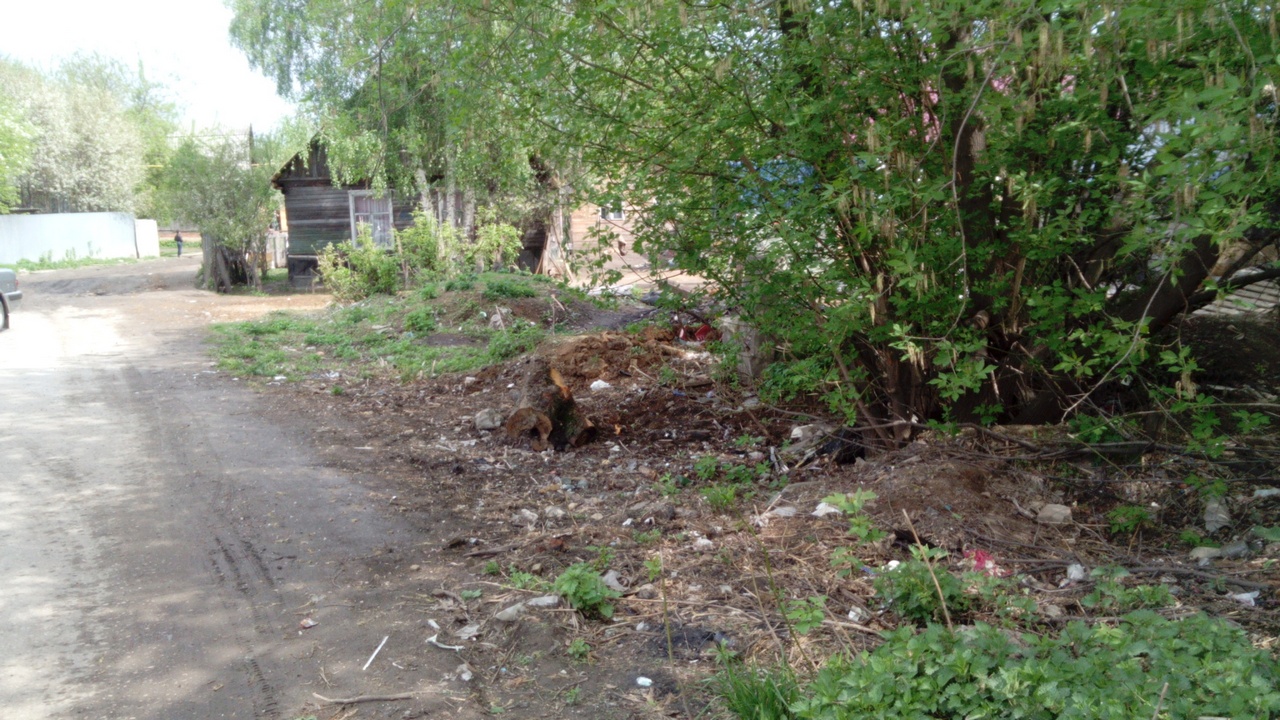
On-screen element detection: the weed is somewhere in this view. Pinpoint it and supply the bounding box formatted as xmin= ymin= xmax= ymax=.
xmin=783 ymin=595 xmax=827 ymax=635
xmin=711 ymin=663 xmax=797 ymax=720
xmin=566 ymin=637 xmax=592 ymax=664
xmin=693 ymin=455 xmax=721 ymax=482
xmin=416 ymin=282 xmax=440 ymax=300
xmin=873 ymin=549 xmax=968 ymax=625
xmin=487 ymin=325 xmax=544 ymax=361
xmin=633 ymin=529 xmax=662 ymax=545
xmin=404 ymin=307 xmax=438 ymax=334
xmin=657 ymin=364 xmax=679 ymax=386
xmin=643 ymin=554 xmax=663 ymax=582
xmin=506 ymin=566 xmax=547 ymax=591
xmin=483 ymin=561 xmax=501 ymax=575
xmin=785 ymin=613 xmax=1280 ymax=719
xmin=553 ymin=563 xmax=620 ymax=619
xmin=586 ymin=544 xmax=615 ymax=571
xmin=700 ymin=484 xmax=738 ymax=511
xmin=1179 ymin=529 xmax=1217 ymax=547
xmin=330 ymin=385 xmax=344 ymax=395
xmin=446 ymin=275 xmax=477 ymax=292
xmin=733 ymin=434 xmax=763 ymax=448
xmin=822 ymin=490 xmax=886 ymax=543
xmin=563 ymin=687 xmax=582 ymax=705
xmin=1080 ymin=566 xmax=1173 ymax=612
xmin=655 ymin=473 xmax=689 ymax=496
xmin=1106 ymin=504 xmax=1153 ymax=536
xmin=483 ymin=277 xmax=538 ymax=300
xmin=460 ymin=589 xmax=483 ymax=601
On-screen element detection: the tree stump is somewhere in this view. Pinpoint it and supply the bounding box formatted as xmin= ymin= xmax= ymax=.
xmin=505 ymin=359 xmax=596 ymax=451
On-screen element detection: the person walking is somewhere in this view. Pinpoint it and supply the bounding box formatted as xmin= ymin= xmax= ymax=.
xmin=174 ymin=230 xmax=184 ymax=257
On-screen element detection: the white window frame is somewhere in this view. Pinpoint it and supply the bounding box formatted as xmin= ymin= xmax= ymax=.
xmin=348 ymin=190 xmax=394 ymax=248
xmin=599 ymin=204 xmax=625 ymax=221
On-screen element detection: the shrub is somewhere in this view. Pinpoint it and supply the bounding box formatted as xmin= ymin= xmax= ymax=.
xmin=787 ymin=612 xmax=1280 ymax=720
xmin=553 ymin=563 xmax=621 ymax=619
xmin=483 ymin=277 xmax=538 ymax=300
xmin=404 ymin=308 xmax=437 ymax=334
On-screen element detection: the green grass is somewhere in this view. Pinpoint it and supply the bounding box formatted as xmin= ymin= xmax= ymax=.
xmin=1 ymin=254 xmax=141 ymax=272
xmin=211 ymin=279 xmax=554 ymax=383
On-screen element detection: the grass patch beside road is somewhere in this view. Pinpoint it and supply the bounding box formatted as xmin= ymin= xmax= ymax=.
xmin=212 ymin=272 xmax=553 ymax=384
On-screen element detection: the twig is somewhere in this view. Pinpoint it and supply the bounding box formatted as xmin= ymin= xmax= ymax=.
xmin=313 ymin=692 xmax=413 ymax=705
xmin=903 ymin=510 xmax=954 ymax=632
xmin=1125 ymin=565 xmax=1270 ymax=591
xmin=1150 ymin=681 xmax=1169 ymax=720
xmin=363 ymin=635 xmax=389 ymax=671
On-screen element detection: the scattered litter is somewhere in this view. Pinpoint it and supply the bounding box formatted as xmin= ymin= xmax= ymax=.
xmin=1036 ymin=504 xmax=1072 ymax=525
xmin=635 ymin=676 xmax=654 ymax=688
xmin=1253 ymin=488 xmax=1280 ymax=499
xmin=963 ymin=549 xmax=1008 ymax=577
xmin=590 ymin=379 xmax=613 ymax=392
xmin=1204 ymin=498 xmax=1231 ymax=534
xmin=884 ymin=560 xmax=901 ymax=572
xmin=495 ymin=603 xmax=525 ymax=622
xmin=427 ymin=634 xmax=465 ymax=651
xmin=693 ymin=537 xmax=715 ymax=552
xmin=1189 ymin=547 xmax=1223 ymax=561
xmin=363 ymin=635 xmax=389 ymax=671
xmin=812 ymin=502 xmax=842 ymax=517
xmin=1230 ymin=591 xmax=1260 ymax=607
xmin=602 ymin=570 xmax=629 ymax=593
xmin=1221 ymin=541 xmax=1251 ymax=559
xmin=427 ymin=619 xmax=441 ymax=631
xmin=456 ymin=663 xmax=474 ymax=682
xmin=526 ymin=595 xmax=561 ymax=608
xmin=1065 ymin=564 xmax=1087 ymax=582
xmin=847 ymin=606 xmax=870 ymax=623
xmin=455 ymin=623 xmax=482 ymax=640
xmin=753 ymin=506 xmax=798 ymax=527
xmin=299 ymin=618 xmax=318 ymax=629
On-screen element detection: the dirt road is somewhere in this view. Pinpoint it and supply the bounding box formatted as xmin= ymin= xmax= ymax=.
xmin=0 ymin=258 xmax=472 ymax=719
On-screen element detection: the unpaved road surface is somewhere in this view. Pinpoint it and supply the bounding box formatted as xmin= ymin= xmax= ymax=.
xmin=0 ymin=258 xmax=471 ymax=719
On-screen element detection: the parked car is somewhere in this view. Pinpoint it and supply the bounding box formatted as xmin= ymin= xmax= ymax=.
xmin=1 ymin=268 xmax=21 ymax=330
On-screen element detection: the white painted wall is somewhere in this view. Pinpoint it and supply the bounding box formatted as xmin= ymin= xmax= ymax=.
xmin=0 ymin=212 xmax=150 ymax=265
xmin=134 ymin=219 xmax=160 ymax=258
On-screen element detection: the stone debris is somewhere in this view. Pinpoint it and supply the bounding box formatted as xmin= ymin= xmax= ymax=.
xmin=495 ymin=603 xmax=526 ymax=622
xmin=526 ymin=595 xmax=561 ymax=608
xmin=1036 ymin=503 xmax=1072 ymax=525
xmin=474 ymin=408 xmax=504 ymax=431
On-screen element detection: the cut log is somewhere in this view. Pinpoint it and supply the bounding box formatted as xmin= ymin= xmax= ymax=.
xmin=505 ymin=358 xmax=597 ymax=451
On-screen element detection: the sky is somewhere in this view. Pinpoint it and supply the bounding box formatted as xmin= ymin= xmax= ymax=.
xmin=0 ymin=0 xmax=296 ymax=131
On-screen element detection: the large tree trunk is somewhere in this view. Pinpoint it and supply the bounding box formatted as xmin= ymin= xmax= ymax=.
xmin=505 ymin=358 xmax=596 ymax=451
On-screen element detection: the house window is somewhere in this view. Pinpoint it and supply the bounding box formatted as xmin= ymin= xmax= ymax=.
xmin=599 ymin=204 xmax=625 ymax=221
xmin=349 ymin=191 xmax=394 ymax=247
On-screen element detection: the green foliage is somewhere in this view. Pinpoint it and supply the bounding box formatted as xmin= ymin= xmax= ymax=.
xmin=553 ymin=563 xmax=621 ymax=620
xmin=482 ymin=561 xmax=500 ymax=576
xmin=822 ymin=491 xmax=886 ymax=544
xmin=783 ymin=596 xmax=826 ymax=635
xmin=1079 ymin=567 xmax=1173 ymax=612
xmin=733 ymin=434 xmax=763 ymax=449
xmin=566 ymin=637 xmax=591 ymax=663
xmin=317 ymin=232 xmax=401 ymax=303
xmin=505 ymin=566 xmax=547 ymax=591
xmin=445 ymin=276 xmax=476 ymax=292
xmin=397 ymin=210 xmax=463 ymax=279
xmin=711 ymin=662 xmax=798 ymax=720
xmin=632 ymin=529 xmax=662 ymax=546
xmin=873 ymin=552 xmax=969 ymax=626
xmin=1106 ymin=505 xmax=1153 ymax=537
xmin=460 ymin=589 xmax=482 ymax=601
xmin=482 ymin=277 xmax=537 ymax=301
xmin=693 ymin=456 xmax=721 ymax=483
xmin=470 ymin=220 xmax=523 ymax=271
xmin=643 ymin=554 xmax=663 ymax=583
xmin=404 ymin=307 xmax=438 ymax=334
xmin=700 ymin=484 xmax=738 ymax=512
xmin=787 ymin=612 xmax=1280 ymax=720
xmin=486 ymin=324 xmax=544 ymax=361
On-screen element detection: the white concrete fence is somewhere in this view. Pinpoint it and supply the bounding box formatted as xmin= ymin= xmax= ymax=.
xmin=0 ymin=212 xmax=160 ymax=265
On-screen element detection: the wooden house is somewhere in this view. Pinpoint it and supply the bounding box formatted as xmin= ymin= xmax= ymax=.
xmin=272 ymin=140 xmax=416 ymax=286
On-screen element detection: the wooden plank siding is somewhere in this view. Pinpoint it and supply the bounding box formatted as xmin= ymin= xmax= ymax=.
xmin=273 ymin=141 xmax=417 ymax=283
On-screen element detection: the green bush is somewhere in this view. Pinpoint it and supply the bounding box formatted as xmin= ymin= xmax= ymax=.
xmin=873 ymin=557 xmax=969 ymax=625
xmin=317 ymin=233 xmax=400 ymax=302
xmin=398 ymin=209 xmax=462 ymax=278
xmin=787 ymin=612 xmax=1280 ymax=720
xmin=483 ymin=277 xmax=538 ymax=300
xmin=404 ymin=308 xmax=438 ymax=334
xmin=553 ymin=563 xmax=621 ymax=619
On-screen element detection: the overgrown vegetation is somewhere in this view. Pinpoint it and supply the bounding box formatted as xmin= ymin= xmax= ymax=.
xmin=211 ymin=271 xmax=555 ymax=382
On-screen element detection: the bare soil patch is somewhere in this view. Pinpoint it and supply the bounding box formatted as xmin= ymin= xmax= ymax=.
xmin=241 ymin=308 xmax=1280 ymax=719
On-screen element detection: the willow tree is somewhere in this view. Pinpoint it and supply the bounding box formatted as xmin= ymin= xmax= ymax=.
xmin=232 ymin=0 xmax=1280 ymax=440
